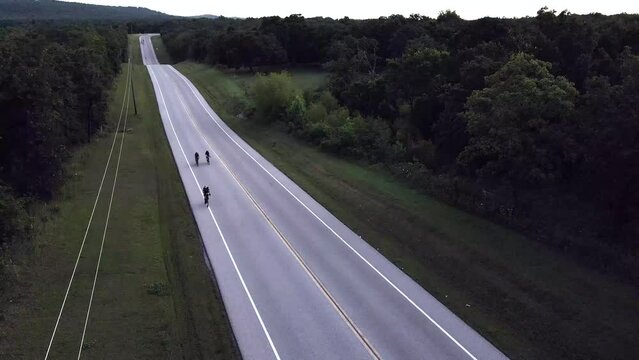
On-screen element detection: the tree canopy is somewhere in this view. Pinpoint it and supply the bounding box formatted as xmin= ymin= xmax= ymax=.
xmin=0 ymin=24 xmax=127 ymax=275
xmin=458 ymin=53 xmax=579 ymax=191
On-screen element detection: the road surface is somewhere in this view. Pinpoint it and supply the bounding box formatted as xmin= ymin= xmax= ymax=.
xmin=139 ymin=34 xmax=508 ymax=360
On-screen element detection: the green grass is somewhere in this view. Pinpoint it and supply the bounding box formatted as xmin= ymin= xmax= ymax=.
xmin=176 ymin=61 xmax=639 ymax=360
xmin=150 ymin=35 xmax=172 ymax=64
xmin=0 ymin=36 xmax=238 ymax=359
xmin=179 ymin=62 xmax=327 ymax=95
xmin=282 ymin=67 xmax=327 ymax=89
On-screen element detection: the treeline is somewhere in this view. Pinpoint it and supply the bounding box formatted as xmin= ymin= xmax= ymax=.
xmin=156 ymin=10 xmax=639 ymax=280
xmin=0 ymin=0 xmax=171 ymax=22
xmin=0 ymin=24 xmax=127 ymax=282
xmin=158 ymin=16 xmax=340 ymax=67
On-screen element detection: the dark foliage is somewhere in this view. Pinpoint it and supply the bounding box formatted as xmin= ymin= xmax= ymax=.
xmin=0 ymin=24 xmax=127 ymax=276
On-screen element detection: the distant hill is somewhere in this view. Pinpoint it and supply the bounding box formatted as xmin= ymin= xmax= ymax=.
xmin=0 ymin=0 xmax=173 ymax=21
xmin=189 ymin=14 xmax=219 ymax=19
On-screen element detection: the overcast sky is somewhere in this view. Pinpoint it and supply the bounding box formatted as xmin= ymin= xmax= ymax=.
xmin=63 ymin=0 xmax=639 ymax=19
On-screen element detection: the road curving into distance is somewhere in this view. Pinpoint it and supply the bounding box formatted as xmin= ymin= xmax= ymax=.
xmin=140 ymin=33 xmax=508 ymax=360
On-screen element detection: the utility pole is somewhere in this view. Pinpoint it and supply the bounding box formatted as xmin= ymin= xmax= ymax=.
xmin=130 ymin=61 xmax=138 ymax=115
xmin=130 ymin=77 xmax=138 ymax=115
xmin=87 ymin=100 xmax=91 ymax=143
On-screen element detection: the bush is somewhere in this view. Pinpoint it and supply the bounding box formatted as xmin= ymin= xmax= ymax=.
xmin=299 ymin=103 xmax=326 ymax=140
xmin=0 ymin=185 xmax=31 ymax=288
xmin=285 ymin=94 xmax=307 ymax=130
xmin=305 ymin=120 xmax=330 ymax=142
xmin=301 ymin=100 xmax=396 ymax=160
xmin=320 ymin=107 xmax=350 ymax=152
xmin=253 ymin=72 xmax=299 ymax=122
xmin=367 ymin=118 xmax=394 ymax=161
xmin=0 ymin=185 xmax=31 ymax=249
xmin=304 ymin=102 xmax=328 ymax=126
xmin=145 ymin=281 xmax=170 ymax=296
xmin=410 ymin=139 xmax=436 ymax=167
xmin=318 ymin=90 xmax=339 ymax=111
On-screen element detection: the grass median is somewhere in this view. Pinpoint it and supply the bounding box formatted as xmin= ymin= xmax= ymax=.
xmin=175 ymin=60 xmax=639 ymax=360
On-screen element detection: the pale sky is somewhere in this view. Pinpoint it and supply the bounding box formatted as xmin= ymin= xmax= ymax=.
xmin=64 ymin=0 xmax=639 ymax=19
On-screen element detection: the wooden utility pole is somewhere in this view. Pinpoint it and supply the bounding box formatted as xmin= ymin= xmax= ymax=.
xmin=130 ymin=62 xmax=137 ymax=115
xmin=127 ymin=38 xmax=138 ymax=116
xmin=87 ymin=100 xmax=91 ymax=143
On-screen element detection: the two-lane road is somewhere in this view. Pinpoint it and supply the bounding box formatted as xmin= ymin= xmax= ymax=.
xmin=140 ymin=34 xmax=508 ymax=360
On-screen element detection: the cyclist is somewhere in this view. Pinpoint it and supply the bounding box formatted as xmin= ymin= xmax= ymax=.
xmin=205 ymin=150 xmax=210 ymax=165
xmin=195 ymin=152 xmax=200 ymax=166
xmin=203 ymin=186 xmax=210 ymax=207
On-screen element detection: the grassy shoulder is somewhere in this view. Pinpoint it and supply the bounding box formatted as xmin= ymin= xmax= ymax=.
xmin=178 ymin=62 xmax=326 ymax=94
xmin=151 ymin=35 xmax=173 ymax=64
xmin=0 ymin=39 xmax=238 ymax=359
xmin=175 ymin=61 xmax=639 ymax=360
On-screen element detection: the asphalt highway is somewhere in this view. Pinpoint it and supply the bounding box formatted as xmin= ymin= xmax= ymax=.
xmin=140 ymin=34 xmax=508 ymax=360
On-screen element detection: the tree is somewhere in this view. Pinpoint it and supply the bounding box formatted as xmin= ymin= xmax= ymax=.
xmin=385 ymin=47 xmax=450 ymax=137
xmin=0 ymin=25 xmax=125 ymax=197
xmin=457 ymin=53 xmax=579 ymax=195
xmin=580 ymin=50 xmax=639 ymax=242
xmin=386 ymin=21 xmax=427 ymax=58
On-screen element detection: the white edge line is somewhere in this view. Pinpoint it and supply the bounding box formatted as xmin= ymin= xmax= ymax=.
xmin=169 ymin=65 xmax=480 ymax=360
xmin=148 ymin=65 xmax=281 ymax=360
xmin=43 ymin=58 xmax=132 ymax=360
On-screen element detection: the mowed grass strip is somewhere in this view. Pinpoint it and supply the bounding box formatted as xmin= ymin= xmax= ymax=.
xmin=76 ymin=58 xmax=177 ymax=359
xmin=175 ymin=60 xmax=639 ymax=360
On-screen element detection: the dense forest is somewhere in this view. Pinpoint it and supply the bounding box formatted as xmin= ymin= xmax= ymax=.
xmin=151 ymin=10 xmax=639 ymax=281
xmin=0 ymin=0 xmax=171 ymax=22
xmin=0 ymin=24 xmax=127 ymax=283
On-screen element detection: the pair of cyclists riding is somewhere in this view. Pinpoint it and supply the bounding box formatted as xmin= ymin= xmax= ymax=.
xmin=194 ymin=151 xmax=210 ymax=166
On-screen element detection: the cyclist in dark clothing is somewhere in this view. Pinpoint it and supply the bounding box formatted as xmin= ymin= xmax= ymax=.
xmin=205 ymin=150 xmax=210 ymax=165
xmin=203 ymin=186 xmax=210 ymax=207
xmin=195 ymin=152 xmax=200 ymax=166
